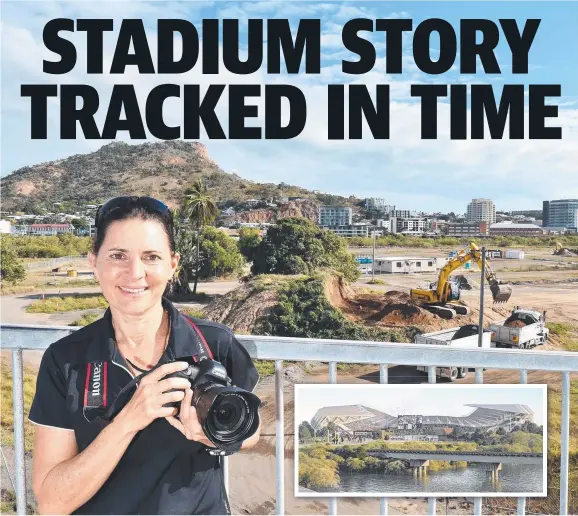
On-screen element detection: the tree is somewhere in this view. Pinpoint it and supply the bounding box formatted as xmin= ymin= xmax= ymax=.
xmin=299 ymin=421 xmax=313 ymax=440
xmin=237 ymin=227 xmax=262 ymax=263
xmin=171 ymin=215 xmax=244 ymax=296
xmin=0 ymin=241 xmax=26 ymax=284
xmin=183 ymin=179 xmax=219 ymax=294
xmin=197 ymin=227 xmax=246 ymax=279
xmin=496 ymin=427 xmax=507 ymax=436
xmin=172 ymin=210 xmax=198 ymax=296
xmin=251 ymin=218 xmax=360 ymax=282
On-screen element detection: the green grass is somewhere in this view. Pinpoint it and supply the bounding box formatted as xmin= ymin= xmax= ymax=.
xmin=254 ymin=360 xmax=275 ymax=377
xmin=179 ymin=307 xmax=206 ymax=319
xmin=69 ymin=312 xmax=103 ymax=327
xmin=0 ymin=358 xmax=36 ymax=452
xmin=548 ymin=322 xmax=578 ymax=352
xmin=367 ymin=279 xmax=386 ymax=285
xmin=25 ymin=294 xmax=109 ymax=313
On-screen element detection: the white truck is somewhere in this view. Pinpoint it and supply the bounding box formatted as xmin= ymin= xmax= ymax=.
xmin=489 ymin=307 xmax=549 ymax=349
xmin=414 ymin=324 xmax=492 ymax=382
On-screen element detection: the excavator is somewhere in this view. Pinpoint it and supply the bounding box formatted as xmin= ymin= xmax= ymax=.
xmin=409 ymin=242 xmax=513 ymax=319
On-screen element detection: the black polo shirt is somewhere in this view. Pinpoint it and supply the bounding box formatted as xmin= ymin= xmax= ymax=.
xmin=28 ymin=297 xmax=260 ymax=515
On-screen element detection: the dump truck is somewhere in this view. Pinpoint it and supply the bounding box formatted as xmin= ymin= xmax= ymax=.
xmin=414 ymin=324 xmax=492 ymax=382
xmin=489 ymin=307 xmax=549 ymax=349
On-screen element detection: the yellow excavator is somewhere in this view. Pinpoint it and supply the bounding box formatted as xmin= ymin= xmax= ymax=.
xmin=410 ymin=242 xmax=513 ymax=319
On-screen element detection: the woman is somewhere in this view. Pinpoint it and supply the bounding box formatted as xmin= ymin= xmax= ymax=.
xmin=29 ymin=196 xmax=260 ymax=515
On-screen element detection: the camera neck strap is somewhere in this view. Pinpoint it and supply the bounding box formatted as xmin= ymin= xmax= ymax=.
xmin=183 ymin=315 xmax=214 ymax=362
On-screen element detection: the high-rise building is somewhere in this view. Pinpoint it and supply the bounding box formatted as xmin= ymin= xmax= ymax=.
xmin=364 ymin=198 xmax=390 ymax=212
xmin=318 ymin=206 xmax=352 ymax=226
xmin=467 ymin=198 xmax=496 ymax=225
xmin=542 ymin=199 xmax=578 ymax=229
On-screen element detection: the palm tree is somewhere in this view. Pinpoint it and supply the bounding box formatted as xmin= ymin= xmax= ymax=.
xmin=183 ymin=179 xmax=219 ymax=294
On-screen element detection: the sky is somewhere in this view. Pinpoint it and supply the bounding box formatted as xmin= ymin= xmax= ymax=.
xmin=295 ymin=385 xmax=545 ymax=425
xmin=1 ymin=1 xmax=578 ymax=213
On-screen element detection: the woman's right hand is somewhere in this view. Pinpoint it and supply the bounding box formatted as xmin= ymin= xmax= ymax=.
xmin=116 ymin=361 xmax=191 ymax=434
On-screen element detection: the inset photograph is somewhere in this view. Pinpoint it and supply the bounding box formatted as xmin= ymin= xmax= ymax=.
xmin=295 ymin=385 xmax=546 ymax=497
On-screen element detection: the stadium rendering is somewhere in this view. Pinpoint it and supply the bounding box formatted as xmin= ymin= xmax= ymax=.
xmin=310 ymin=404 xmax=535 ymax=437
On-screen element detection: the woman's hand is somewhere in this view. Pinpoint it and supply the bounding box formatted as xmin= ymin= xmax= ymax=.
xmin=116 ymin=362 xmax=191 ymax=435
xmin=165 ymin=389 xmax=216 ymax=447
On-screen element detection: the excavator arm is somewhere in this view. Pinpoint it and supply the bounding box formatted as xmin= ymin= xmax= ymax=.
xmin=433 ymin=242 xmax=512 ymax=304
xmin=469 ymin=245 xmax=512 ymax=304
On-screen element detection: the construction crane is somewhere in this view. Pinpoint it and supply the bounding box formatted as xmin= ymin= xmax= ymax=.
xmin=410 ymin=242 xmax=513 ymax=319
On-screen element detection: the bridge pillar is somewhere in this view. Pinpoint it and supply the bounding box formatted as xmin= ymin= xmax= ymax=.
xmin=482 ymin=463 xmax=502 ymax=482
xmin=409 ymin=460 xmax=429 ymax=478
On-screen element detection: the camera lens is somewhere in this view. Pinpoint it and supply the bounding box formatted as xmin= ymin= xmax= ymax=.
xmin=211 ymin=395 xmax=247 ymax=433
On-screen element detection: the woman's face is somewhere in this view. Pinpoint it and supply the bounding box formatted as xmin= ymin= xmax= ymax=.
xmin=88 ymin=218 xmax=179 ymax=316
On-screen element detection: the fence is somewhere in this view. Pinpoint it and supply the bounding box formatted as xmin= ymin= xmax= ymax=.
xmin=2 ymin=323 xmax=577 ymax=516
xmin=24 ymin=255 xmax=84 ymax=270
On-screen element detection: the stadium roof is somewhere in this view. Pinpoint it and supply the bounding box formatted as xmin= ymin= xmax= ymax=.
xmin=311 ymin=404 xmax=534 ymax=431
xmin=465 ymin=404 xmax=534 ymax=415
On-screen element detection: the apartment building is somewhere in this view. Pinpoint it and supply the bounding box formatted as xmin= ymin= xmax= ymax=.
xmin=467 ymin=198 xmax=496 ymax=226
xmin=319 ymin=206 xmax=352 ymax=226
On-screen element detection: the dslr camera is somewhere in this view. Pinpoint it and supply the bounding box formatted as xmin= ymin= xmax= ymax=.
xmin=167 ymin=357 xmax=262 ymax=455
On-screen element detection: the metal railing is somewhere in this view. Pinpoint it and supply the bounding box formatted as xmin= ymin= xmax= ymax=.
xmin=2 ymin=323 xmax=577 ymax=516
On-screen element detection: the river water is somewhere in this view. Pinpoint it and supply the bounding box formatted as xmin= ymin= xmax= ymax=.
xmin=308 ymin=464 xmax=543 ymax=494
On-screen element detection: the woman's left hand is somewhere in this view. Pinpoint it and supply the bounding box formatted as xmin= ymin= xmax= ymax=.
xmin=165 ymin=389 xmax=216 ymax=447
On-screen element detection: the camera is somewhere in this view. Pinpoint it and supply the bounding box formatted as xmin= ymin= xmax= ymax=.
xmin=166 ymin=358 xmax=262 ymax=454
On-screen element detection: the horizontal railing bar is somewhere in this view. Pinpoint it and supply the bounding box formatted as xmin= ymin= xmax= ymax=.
xmin=4 ymin=324 xmax=578 ymax=373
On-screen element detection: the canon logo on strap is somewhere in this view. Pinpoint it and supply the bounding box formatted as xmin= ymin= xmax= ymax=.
xmin=84 ymin=362 xmax=108 ymax=408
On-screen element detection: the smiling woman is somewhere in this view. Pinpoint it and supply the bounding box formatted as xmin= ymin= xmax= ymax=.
xmin=27 ymin=196 xmax=261 ymax=515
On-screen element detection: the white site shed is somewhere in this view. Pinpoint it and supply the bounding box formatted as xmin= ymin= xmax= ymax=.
xmin=504 ymin=250 xmax=525 ymax=260
xmin=373 ymin=257 xmax=441 ymax=274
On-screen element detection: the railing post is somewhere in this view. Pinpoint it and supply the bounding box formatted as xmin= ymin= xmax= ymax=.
xmin=12 ymin=349 xmax=27 ymax=516
xmin=427 ymin=367 xmax=436 ymax=514
xmin=518 ymin=369 xmax=528 ymax=514
xmin=275 ymin=360 xmax=284 ymax=515
xmin=473 ymin=360 xmax=484 ymax=516
xmin=379 ymin=364 xmax=388 ymax=516
xmin=473 ymin=497 xmax=483 ymax=515
xmin=560 ymin=371 xmax=570 ymax=516
xmin=329 ymin=361 xmax=337 ymax=516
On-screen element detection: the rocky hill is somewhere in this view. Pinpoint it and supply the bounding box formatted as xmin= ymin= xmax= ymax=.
xmin=1 ymin=140 xmax=358 ymax=213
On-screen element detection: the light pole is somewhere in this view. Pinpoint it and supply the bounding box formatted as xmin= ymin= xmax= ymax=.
xmin=372 ymin=231 xmax=376 ymax=281
xmin=477 ymin=246 xmax=486 ymax=348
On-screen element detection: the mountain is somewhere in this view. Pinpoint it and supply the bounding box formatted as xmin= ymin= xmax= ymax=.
xmin=1 ymin=140 xmax=359 ymax=213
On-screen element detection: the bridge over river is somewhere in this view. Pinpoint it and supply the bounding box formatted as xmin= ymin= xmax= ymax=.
xmin=367 ymin=450 xmax=543 ymax=481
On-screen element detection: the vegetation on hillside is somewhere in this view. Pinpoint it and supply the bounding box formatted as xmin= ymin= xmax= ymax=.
xmin=1 ymin=140 xmax=355 ymax=212
xmin=257 ymin=275 xmax=417 ymax=342
xmin=250 ymin=218 xmax=360 ymax=282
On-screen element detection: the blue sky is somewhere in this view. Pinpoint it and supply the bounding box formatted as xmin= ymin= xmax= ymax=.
xmin=1 ymin=1 xmax=577 ymax=212
xmin=295 ymin=385 xmax=546 ymax=425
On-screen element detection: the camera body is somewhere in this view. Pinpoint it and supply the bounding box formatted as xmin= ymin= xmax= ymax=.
xmin=166 ymin=357 xmax=261 ymax=454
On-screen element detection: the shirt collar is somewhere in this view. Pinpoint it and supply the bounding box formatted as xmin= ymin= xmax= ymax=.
xmin=98 ymin=297 xmax=201 ymax=365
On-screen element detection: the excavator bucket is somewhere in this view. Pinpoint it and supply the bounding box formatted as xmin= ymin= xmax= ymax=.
xmin=490 ymin=283 xmax=513 ymax=304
